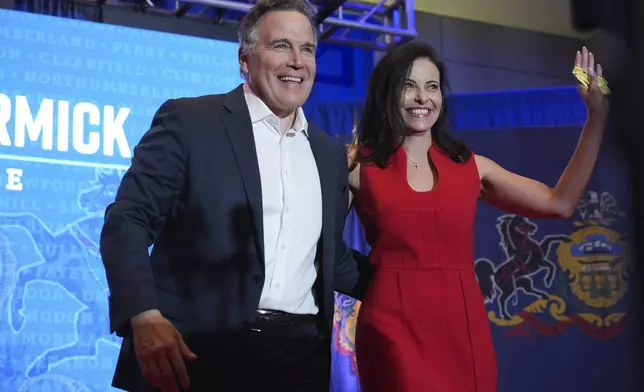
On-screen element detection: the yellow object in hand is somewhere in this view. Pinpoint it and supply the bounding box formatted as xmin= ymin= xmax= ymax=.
xmin=572 ymin=66 xmax=611 ymax=95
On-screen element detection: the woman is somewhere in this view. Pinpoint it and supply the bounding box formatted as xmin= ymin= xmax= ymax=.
xmin=348 ymin=42 xmax=608 ymax=392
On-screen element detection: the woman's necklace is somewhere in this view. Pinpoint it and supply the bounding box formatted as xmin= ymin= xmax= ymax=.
xmin=407 ymin=157 xmax=420 ymax=169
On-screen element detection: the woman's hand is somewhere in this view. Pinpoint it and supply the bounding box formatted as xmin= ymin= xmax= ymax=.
xmin=348 ymin=143 xmax=358 ymax=172
xmin=476 ymin=47 xmax=609 ymax=219
xmin=575 ymin=47 xmax=609 ymax=120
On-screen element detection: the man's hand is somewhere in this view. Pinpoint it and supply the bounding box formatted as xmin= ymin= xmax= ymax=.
xmin=131 ymin=309 xmax=198 ymax=392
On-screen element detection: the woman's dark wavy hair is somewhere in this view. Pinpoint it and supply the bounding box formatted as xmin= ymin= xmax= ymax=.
xmin=357 ymin=41 xmax=471 ymax=168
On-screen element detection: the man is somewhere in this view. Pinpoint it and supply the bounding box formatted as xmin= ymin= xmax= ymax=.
xmin=99 ymin=0 xmax=369 ymax=391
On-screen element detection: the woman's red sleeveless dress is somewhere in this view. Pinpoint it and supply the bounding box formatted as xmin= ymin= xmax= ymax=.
xmin=353 ymin=145 xmax=498 ymax=392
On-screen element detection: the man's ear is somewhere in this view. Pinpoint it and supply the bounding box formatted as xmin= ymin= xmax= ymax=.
xmin=238 ymin=47 xmax=249 ymax=74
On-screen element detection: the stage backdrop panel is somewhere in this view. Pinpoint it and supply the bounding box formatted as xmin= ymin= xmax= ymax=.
xmin=462 ymin=126 xmax=636 ymax=392
xmin=0 ymin=8 xmax=243 ymax=391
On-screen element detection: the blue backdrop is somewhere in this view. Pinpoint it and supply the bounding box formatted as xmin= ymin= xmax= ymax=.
xmin=0 ymin=9 xmax=244 ymax=391
xmin=466 ymin=126 xmax=635 ymax=392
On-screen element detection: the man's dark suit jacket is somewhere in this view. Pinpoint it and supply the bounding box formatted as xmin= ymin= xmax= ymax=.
xmin=99 ymin=84 xmax=369 ymax=390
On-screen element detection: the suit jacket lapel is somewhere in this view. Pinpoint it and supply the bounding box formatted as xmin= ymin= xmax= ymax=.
xmin=218 ymin=88 xmax=338 ymax=275
xmin=308 ymin=126 xmax=335 ymax=276
xmin=221 ymin=85 xmax=265 ymax=266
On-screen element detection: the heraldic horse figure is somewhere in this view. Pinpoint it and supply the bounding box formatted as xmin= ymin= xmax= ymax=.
xmin=475 ymin=215 xmax=571 ymax=320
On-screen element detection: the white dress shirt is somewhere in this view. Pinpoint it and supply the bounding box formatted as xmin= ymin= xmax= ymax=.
xmin=244 ymin=89 xmax=322 ymax=315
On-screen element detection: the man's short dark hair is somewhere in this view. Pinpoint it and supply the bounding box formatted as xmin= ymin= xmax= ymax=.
xmin=237 ymin=0 xmax=318 ymax=55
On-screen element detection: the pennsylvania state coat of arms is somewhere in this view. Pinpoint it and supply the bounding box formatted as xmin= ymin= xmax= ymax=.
xmin=474 ymin=190 xmax=631 ymax=339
